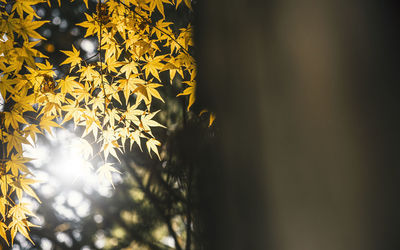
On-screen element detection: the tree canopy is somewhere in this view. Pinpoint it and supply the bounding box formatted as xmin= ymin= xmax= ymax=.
xmin=0 ymin=0 xmax=212 ymax=247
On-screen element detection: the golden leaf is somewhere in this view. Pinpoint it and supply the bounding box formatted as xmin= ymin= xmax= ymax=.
xmin=96 ymin=163 xmax=121 ymax=188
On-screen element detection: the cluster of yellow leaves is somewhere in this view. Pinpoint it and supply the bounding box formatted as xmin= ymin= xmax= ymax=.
xmin=58 ymin=0 xmax=198 ymax=167
xmin=0 ymin=0 xmax=204 ymax=246
xmin=0 ymin=0 xmax=59 ymax=245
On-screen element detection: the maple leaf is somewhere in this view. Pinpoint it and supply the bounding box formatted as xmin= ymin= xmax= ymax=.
xmin=120 ymin=60 xmax=138 ymax=79
xmin=61 ymin=99 xmax=84 ymax=125
xmin=103 ymin=108 xmax=120 ymax=128
xmin=8 ymin=203 xmax=38 ymax=245
xmin=148 ymin=0 xmax=171 ymax=17
xmin=77 ymin=13 xmax=99 ymax=37
xmin=73 ymin=82 xmax=92 ymax=104
xmin=57 ymin=76 xmax=83 ymax=94
xmin=60 ymin=45 xmax=82 ymax=70
xmin=12 ymin=95 xmax=36 ymax=113
xmin=39 ymin=115 xmax=61 ymax=135
xmin=8 ymin=202 xmax=37 ymax=220
xmin=105 ymin=55 xmax=124 ymax=73
xmin=177 ymin=80 xmax=196 ymax=110
xmin=152 ymin=19 xmax=173 ymax=39
xmin=0 ymin=74 xmax=17 ymax=98
xmin=104 ymin=83 xmax=122 ymax=105
xmin=12 ymin=0 xmax=46 ymax=18
xmin=17 ymin=15 xmax=49 ymax=41
xmin=96 ymin=163 xmax=121 ymax=188
xmin=0 ymin=197 xmax=10 ymax=220
xmin=23 ymin=124 xmax=42 ymax=143
xmin=133 ymin=82 xmax=164 ymax=104
xmin=161 ymin=57 xmax=183 ymax=83
xmin=140 ymin=110 xmax=166 ymax=136
xmin=6 ymin=154 xmax=34 ymax=176
xmin=5 ymin=130 xmax=31 ymax=155
xmin=81 ymin=107 xmax=101 ymax=139
xmin=0 ymin=221 xmax=8 ymax=246
xmin=124 ymin=103 xmax=142 ymax=126
xmin=89 ymin=96 xmax=105 ymax=113
xmin=78 ymin=65 xmax=98 ymax=82
xmin=117 ymin=76 xmax=146 ymax=104
xmin=103 ymin=141 xmax=120 ymax=161
xmin=11 ymin=176 xmax=41 ymax=203
xmin=146 ymin=138 xmax=161 ymax=160
xmin=36 ymin=60 xmax=55 ymax=75
xmin=101 ymin=126 xmax=121 ymax=160
xmin=4 ymin=111 xmax=28 ymax=130
xmin=0 ymin=175 xmax=13 ymax=199
xmin=143 ymin=55 xmax=165 ymax=82
xmin=129 ymin=130 xmax=143 ymax=151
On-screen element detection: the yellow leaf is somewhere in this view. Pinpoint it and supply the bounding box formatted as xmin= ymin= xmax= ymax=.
xmin=60 ymin=45 xmax=81 ymax=70
xmin=0 ymin=197 xmax=10 ymax=220
xmin=184 ymin=0 xmax=192 ymax=9
xmin=146 ymin=138 xmax=161 ymax=160
xmin=5 ymin=131 xmax=31 ymax=155
xmin=78 ymin=65 xmax=98 ymax=82
xmin=177 ymin=80 xmax=196 ymax=110
xmin=0 ymin=221 xmax=8 ymax=246
xmin=57 ymin=76 xmax=83 ymax=94
xmin=6 ymin=154 xmax=34 ymax=176
xmin=9 ymin=217 xmax=36 ymax=245
xmin=120 ymin=60 xmax=138 ymax=79
xmin=209 ymin=113 xmax=216 ymax=127
xmin=140 ymin=110 xmax=166 ymax=136
xmin=8 ymin=202 xmax=37 ymax=220
xmin=4 ymin=111 xmax=28 ymax=130
xmin=0 ymin=74 xmax=17 ymax=98
xmin=129 ymin=130 xmax=143 ymax=151
xmin=23 ymin=124 xmax=42 ymax=144
xmin=142 ymin=55 xmax=165 ymax=82
xmin=12 ymin=176 xmax=41 ymax=203
xmin=133 ymin=82 xmax=164 ymax=104
xmin=148 ymin=0 xmax=171 ymax=17
xmin=77 ymin=13 xmax=99 ymax=37
xmin=12 ymin=0 xmax=45 ymax=18
xmin=17 ymin=15 xmax=49 ymax=41
xmin=96 ymin=163 xmax=121 ymax=188
xmin=39 ymin=115 xmax=61 ymax=135
xmin=0 ymin=175 xmax=13 ymax=199
xmin=199 ymin=110 xmax=216 ymax=127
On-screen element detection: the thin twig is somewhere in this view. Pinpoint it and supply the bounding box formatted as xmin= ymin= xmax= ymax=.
xmin=82 ymin=51 xmax=100 ymax=65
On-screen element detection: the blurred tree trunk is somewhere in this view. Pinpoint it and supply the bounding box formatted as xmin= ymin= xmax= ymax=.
xmin=195 ymin=1 xmax=400 ymax=250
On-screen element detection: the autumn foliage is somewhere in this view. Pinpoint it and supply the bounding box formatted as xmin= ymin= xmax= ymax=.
xmin=0 ymin=0 xmax=205 ymax=245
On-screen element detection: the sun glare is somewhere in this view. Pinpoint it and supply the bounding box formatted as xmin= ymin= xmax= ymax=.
xmin=25 ymin=128 xmax=121 ymax=197
xmin=26 ymin=129 xmax=98 ymax=187
xmin=22 ymin=127 xmax=124 ymax=226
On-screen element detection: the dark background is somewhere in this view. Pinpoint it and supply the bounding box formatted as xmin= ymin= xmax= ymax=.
xmin=195 ymin=0 xmax=400 ymax=250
